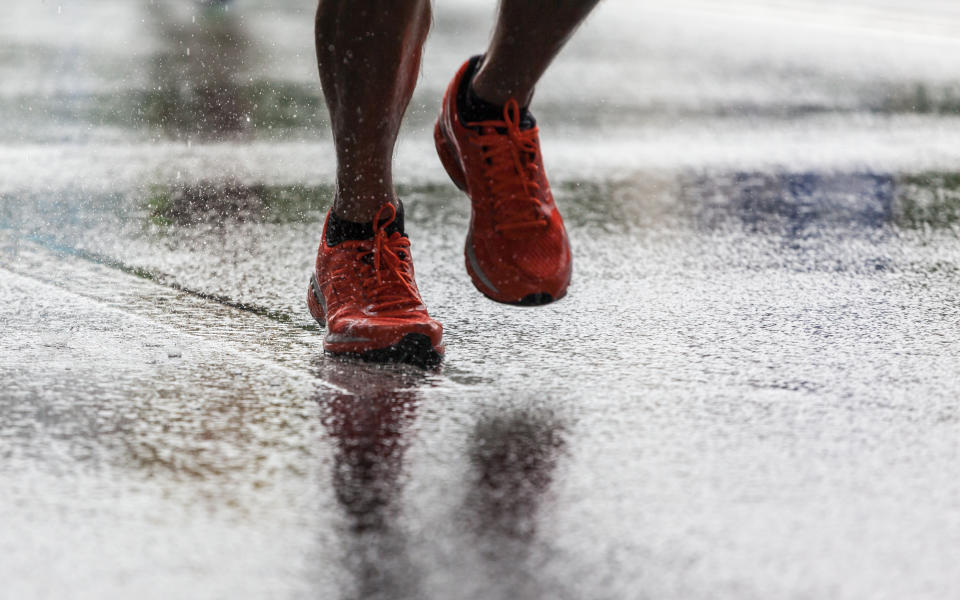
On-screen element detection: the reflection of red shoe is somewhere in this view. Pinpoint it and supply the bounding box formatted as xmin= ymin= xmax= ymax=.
xmin=307 ymin=203 xmax=443 ymax=366
xmin=435 ymin=56 xmax=572 ymax=305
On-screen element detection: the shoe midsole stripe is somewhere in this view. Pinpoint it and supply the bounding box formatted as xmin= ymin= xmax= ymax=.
xmin=310 ymin=273 xmax=327 ymax=313
xmin=465 ymin=232 xmax=499 ymax=293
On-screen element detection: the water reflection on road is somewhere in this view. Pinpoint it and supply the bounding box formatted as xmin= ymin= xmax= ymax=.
xmin=314 ymin=359 xmax=567 ymax=600
xmin=316 ymin=361 xmax=423 ymax=600
xmin=461 ymin=409 xmax=566 ymax=598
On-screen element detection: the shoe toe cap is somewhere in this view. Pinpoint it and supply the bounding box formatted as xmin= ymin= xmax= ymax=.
xmin=473 ymin=230 xmax=571 ymax=302
xmin=342 ymin=314 xmax=443 ymax=348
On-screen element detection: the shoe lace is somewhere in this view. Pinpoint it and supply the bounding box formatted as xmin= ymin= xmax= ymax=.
xmin=334 ymin=203 xmax=423 ymax=315
xmin=471 ymin=99 xmax=550 ymax=233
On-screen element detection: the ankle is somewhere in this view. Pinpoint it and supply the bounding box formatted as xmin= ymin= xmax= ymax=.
xmin=459 ymin=56 xmax=535 ymax=126
xmin=331 ymin=188 xmax=397 ymax=223
xmin=470 ymin=62 xmax=534 ymax=108
xmin=326 ymin=199 xmax=405 ymax=245
xmin=464 ymin=81 xmax=510 ymax=122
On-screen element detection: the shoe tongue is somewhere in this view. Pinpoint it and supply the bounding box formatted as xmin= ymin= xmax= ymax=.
xmin=471 ymin=110 xmax=536 ymax=135
xmin=380 ymin=206 xmax=405 ymax=238
xmin=517 ymin=110 xmax=536 ymax=130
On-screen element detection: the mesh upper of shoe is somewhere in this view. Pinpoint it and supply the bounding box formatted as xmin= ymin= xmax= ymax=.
xmin=468 ymin=99 xmax=551 ymax=236
xmin=326 ymin=204 xmax=426 ymax=319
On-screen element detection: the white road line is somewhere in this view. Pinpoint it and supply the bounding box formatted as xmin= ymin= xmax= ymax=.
xmin=0 ymin=235 xmax=349 ymax=394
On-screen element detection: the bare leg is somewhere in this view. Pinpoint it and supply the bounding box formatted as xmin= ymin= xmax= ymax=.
xmin=471 ymin=0 xmax=600 ymax=107
xmin=315 ymin=0 xmax=431 ymax=222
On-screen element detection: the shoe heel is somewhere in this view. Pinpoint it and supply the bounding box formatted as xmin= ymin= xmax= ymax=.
xmin=306 ymin=275 xmax=326 ymax=327
xmin=434 ymin=121 xmax=467 ymax=191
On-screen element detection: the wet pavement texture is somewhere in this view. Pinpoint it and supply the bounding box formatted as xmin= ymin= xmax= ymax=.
xmin=3 ymin=0 xmax=960 ymax=598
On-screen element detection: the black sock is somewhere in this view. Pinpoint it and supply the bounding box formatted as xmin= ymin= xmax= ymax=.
xmin=457 ymin=54 xmax=536 ymax=129
xmin=325 ymin=201 xmax=405 ymax=246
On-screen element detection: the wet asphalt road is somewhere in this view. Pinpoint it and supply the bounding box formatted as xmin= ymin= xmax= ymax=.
xmin=3 ymin=0 xmax=960 ymax=598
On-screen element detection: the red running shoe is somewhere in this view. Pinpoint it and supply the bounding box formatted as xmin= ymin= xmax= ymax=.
xmin=434 ymin=56 xmax=572 ymax=305
xmin=307 ymin=203 xmax=444 ymax=366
